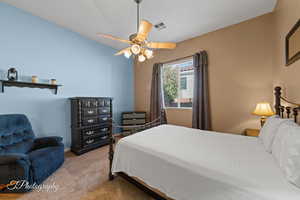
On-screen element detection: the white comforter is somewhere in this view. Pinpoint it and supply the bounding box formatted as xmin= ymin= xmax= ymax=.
xmin=112 ymin=125 xmax=300 ymax=200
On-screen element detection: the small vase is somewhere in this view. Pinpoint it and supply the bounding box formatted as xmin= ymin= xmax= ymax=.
xmin=50 ymin=79 xmax=57 ymax=85
xmin=32 ymin=76 xmax=38 ymax=83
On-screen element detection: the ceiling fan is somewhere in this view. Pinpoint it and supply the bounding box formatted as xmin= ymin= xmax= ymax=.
xmin=97 ymin=0 xmax=176 ymax=62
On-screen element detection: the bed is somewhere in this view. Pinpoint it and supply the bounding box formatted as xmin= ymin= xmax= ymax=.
xmin=108 ymin=87 xmax=300 ymax=200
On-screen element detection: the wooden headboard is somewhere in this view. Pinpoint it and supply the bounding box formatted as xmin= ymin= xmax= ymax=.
xmin=275 ymin=87 xmax=300 ymax=122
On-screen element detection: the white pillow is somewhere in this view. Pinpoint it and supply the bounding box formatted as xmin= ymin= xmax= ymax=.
xmin=271 ymin=121 xmax=297 ymax=164
xmin=272 ymin=122 xmax=300 ymax=188
xmin=259 ymin=116 xmax=291 ymax=152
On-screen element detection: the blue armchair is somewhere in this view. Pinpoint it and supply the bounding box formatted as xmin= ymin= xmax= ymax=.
xmin=0 ymin=114 xmax=64 ymax=193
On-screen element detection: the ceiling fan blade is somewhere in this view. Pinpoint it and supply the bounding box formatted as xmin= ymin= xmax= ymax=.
xmin=115 ymin=47 xmax=131 ymax=56
xmin=135 ymin=20 xmax=153 ymax=42
xmin=97 ymin=33 xmax=132 ymax=44
xmin=147 ymin=42 xmax=176 ymax=49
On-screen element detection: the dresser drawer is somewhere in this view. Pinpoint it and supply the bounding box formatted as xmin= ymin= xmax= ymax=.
xmin=82 ymin=129 xmax=97 ymax=138
xmin=82 ymin=117 xmax=98 ymax=126
xmin=82 ymin=137 xmax=99 ymax=147
xmin=97 ymin=99 xmax=111 ymax=107
xmin=123 ymin=119 xmax=146 ymax=125
xmin=82 ymin=127 xmax=109 ymax=139
xmin=99 ymin=115 xmax=110 ymax=123
xmin=99 ymin=135 xmax=109 ymax=140
xmin=99 ymin=126 xmax=110 ymax=133
xmin=83 ymin=136 xmax=109 ymax=147
xmin=82 ymin=128 xmax=100 ymax=138
xmin=104 ymin=99 xmax=111 ymax=107
xmin=98 ymin=107 xmax=110 ymax=115
xmin=81 ymin=99 xmax=99 ymax=108
xmin=98 ymin=99 xmax=105 ymax=107
xmin=82 ymin=126 xmax=110 ymax=138
xmin=82 ymin=108 xmax=98 ymax=117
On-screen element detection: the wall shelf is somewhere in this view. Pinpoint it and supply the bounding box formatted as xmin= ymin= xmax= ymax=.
xmin=0 ymin=80 xmax=62 ymax=95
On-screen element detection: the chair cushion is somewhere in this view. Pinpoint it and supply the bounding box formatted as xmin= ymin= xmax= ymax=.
xmin=2 ymin=139 xmax=34 ymax=155
xmin=0 ymin=115 xmax=35 ymax=155
xmin=28 ymin=146 xmax=64 ymax=184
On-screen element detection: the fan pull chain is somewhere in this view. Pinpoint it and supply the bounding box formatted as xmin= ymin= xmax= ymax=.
xmin=137 ymin=1 xmax=140 ymax=31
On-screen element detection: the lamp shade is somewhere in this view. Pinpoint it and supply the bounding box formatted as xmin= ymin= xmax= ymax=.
xmin=252 ymin=102 xmax=274 ymax=116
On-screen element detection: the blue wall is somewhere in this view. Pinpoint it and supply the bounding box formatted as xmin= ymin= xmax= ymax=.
xmin=0 ymin=3 xmax=134 ymax=148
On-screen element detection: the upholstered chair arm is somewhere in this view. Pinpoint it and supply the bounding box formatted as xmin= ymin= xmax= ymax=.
xmin=32 ymin=136 xmax=63 ymax=150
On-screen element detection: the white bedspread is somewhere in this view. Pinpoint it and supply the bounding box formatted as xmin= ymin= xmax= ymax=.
xmin=112 ymin=125 xmax=300 ymax=200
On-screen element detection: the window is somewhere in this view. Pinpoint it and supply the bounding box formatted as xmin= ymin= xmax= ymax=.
xmin=161 ymin=58 xmax=194 ymax=108
xmin=180 ymin=77 xmax=187 ymax=90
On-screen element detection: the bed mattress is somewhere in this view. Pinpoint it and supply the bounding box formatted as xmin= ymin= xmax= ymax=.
xmin=112 ymin=125 xmax=300 ymax=200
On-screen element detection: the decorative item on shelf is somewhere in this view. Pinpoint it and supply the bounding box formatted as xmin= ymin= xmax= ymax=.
xmin=7 ymin=68 xmax=18 ymax=81
xmin=252 ymin=102 xmax=275 ymax=127
xmin=31 ymin=76 xmax=38 ymax=83
xmin=50 ymin=79 xmax=57 ymax=85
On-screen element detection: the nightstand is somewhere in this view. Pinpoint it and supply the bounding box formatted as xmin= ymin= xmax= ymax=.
xmin=244 ymin=128 xmax=260 ymax=137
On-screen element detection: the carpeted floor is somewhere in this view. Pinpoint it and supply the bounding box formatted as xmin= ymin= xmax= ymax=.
xmin=0 ymin=146 xmax=153 ymax=200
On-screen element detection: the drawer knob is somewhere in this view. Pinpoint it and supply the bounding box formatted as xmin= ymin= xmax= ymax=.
xmin=88 ymin=110 xmax=94 ymax=114
xmin=86 ymin=131 xmax=94 ymax=135
xmin=88 ymin=119 xmax=94 ymax=123
xmin=86 ymin=139 xmax=94 ymax=144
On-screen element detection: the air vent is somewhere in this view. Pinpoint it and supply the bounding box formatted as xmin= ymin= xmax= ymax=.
xmin=154 ymin=22 xmax=167 ymax=30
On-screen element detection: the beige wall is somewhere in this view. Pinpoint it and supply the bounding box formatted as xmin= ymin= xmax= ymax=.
xmin=134 ymin=0 xmax=300 ymax=134
xmin=135 ymin=13 xmax=275 ymax=134
xmin=273 ymin=0 xmax=300 ymax=101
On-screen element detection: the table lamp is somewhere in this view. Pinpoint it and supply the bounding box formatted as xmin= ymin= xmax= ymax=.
xmin=252 ymin=102 xmax=274 ymax=127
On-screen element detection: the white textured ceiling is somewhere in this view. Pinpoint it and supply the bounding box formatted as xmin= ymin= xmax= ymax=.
xmin=1 ymin=0 xmax=277 ymax=50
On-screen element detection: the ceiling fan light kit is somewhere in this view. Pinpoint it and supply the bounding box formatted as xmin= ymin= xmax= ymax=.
xmin=144 ymin=49 xmax=153 ymax=59
xmin=138 ymin=54 xmax=146 ymax=62
xmin=131 ymin=44 xmax=141 ymax=55
xmin=124 ymin=50 xmax=132 ymax=59
xmin=97 ymin=0 xmax=176 ymax=62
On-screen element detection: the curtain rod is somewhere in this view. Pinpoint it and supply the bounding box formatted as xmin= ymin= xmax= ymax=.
xmin=161 ymin=55 xmax=193 ymax=65
xmin=160 ymin=50 xmax=204 ymax=64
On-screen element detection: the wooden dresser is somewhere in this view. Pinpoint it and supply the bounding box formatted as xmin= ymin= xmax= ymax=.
xmin=121 ymin=112 xmax=146 ymax=135
xmin=70 ymin=97 xmax=112 ymax=155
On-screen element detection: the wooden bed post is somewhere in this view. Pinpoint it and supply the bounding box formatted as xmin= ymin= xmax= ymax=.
xmin=293 ymin=108 xmax=298 ymax=123
xmin=108 ymin=123 xmax=114 ymax=180
xmin=275 ymin=86 xmax=282 ymax=115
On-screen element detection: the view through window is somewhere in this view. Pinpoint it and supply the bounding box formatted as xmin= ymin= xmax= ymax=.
xmin=162 ymin=58 xmax=194 ymax=108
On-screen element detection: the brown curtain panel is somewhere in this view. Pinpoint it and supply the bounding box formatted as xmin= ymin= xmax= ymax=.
xmin=150 ymin=63 xmax=167 ymax=123
xmin=192 ymin=51 xmax=211 ymax=130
